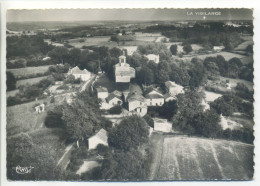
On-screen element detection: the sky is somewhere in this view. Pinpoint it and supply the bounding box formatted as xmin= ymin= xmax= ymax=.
xmin=7 ymin=9 xmax=253 ymax=22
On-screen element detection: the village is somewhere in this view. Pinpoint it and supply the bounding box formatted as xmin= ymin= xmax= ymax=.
xmin=6 ymin=14 xmax=254 ymax=181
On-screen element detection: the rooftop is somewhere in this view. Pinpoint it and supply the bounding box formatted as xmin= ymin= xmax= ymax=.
xmin=90 ymin=128 xmax=108 ymax=142
xmin=96 ymin=86 xmax=108 ymax=93
xmin=69 ymin=66 xmax=91 ymax=75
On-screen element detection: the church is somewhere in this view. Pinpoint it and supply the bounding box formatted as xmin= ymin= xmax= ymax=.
xmin=114 ymin=55 xmax=135 ymax=83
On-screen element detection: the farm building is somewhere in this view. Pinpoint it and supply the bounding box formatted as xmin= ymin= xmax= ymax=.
xmin=88 ymin=129 xmax=108 ymax=150
xmin=126 ymin=92 xmax=147 ymax=116
xmin=106 ymin=93 xmax=123 ymax=106
xmin=145 ymin=54 xmax=160 ymax=64
xmin=153 ymin=118 xmax=172 ymax=133
xmin=67 ymin=66 xmax=91 ymax=81
xmin=96 ymin=86 xmax=109 ymax=99
xmin=145 ymin=89 xmax=164 ymax=106
xmin=213 ymin=46 xmax=225 ymax=52
xmin=42 ymin=56 xmax=51 ymax=61
xmin=165 ymin=81 xmax=184 ymax=97
xmin=114 ymin=55 xmax=135 ymax=83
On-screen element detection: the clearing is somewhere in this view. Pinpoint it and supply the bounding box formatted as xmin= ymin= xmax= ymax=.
xmin=151 ymin=135 xmax=254 ymax=180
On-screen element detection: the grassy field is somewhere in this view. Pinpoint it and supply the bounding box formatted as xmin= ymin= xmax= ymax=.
xmin=7 ymin=65 xmax=51 ymax=78
xmin=6 ymin=89 xmax=19 ymax=98
xmin=16 ymin=76 xmax=49 ymax=87
xmin=6 ymin=99 xmax=48 ymax=136
xmin=235 ymin=40 xmax=253 ymax=51
xmin=28 ymin=128 xmax=67 ymax=163
xmin=154 ymin=135 xmax=254 ymax=180
xmin=174 ymin=51 xmax=246 ymax=62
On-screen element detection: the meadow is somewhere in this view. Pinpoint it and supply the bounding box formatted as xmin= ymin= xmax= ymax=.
xmin=16 ymin=76 xmax=49 ymax=88
xmin=155 ymin=136 xmax=254 ymax=180
xmin=173 ymin=51 xmax=246 ymax=62
xmin=7 ymin=65 xmax=51 ymax=78
xmin=6 ymin=99 xmax=48 ymax=136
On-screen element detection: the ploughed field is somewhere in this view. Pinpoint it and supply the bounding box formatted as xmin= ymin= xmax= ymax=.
xmin=154 ymin=136 xmax=254 ymax=180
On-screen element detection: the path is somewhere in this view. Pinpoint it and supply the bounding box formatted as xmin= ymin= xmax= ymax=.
xmin=57 ymin=143 xmax=75 ymax=170
xmin=80 ymin=75 xmax=96 ymax=92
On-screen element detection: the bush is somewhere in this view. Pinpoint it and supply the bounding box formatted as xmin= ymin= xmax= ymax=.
xmin=108 ymin=105 xmax=122 ymax=115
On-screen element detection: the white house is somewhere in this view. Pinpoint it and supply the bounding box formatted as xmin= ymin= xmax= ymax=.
xmin=165 ymin=81 xmax=184 ymax=97
xmin=213 ymin=46 xmax=225 ymax=52
xmin=153 ymin=118 xmax=172 ymax=133
xmin=96 ymin=86 xmax=109 ymax=99
xmin=88 ymin=129 xmax=108 ymax=150
xmin=114 ymin=55 xmax=135 ymax=83
xmin=68 ymin=66 xmax=91 ymax=81
xmin=106 ymin=94 xmax=123 ymax=106
xmin=145 ymin=54 xmax=160 ymax=64
xmin=127 ymin=93 xmax=147 ymax=116
xmin=145 ymin=89 xmax=164 ymax=106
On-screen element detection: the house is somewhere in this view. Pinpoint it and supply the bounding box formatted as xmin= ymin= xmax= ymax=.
xmin=114 ymin=55 xmax=135 ymax=83
xmin=145 ymin=54 xmax=160 ymax=64
xmin=165 ymin=81 xmax=184 ymax=97
xmin=68 ymin=66 xmax=91 ymax=81
xmin=88 ymin=129 xmax=108 ymax=150
xmin=213 ymin=46 xmax=225 ymax=52
xmin=145 ymin=89 xmax=164 ymax=106
xmin=153 ymin=118 xmax=172 ymax=133
xmin=96 ymin=86 xmax=108 ymax=99
xmin=126 ymin=93 xmax=147 ymax=116
xmin=106 ymin=94 xmax=123 ymax=106
xmin=164 ymin=93 xmax=176 ymax=102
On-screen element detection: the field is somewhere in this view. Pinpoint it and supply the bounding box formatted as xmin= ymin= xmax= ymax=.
xmin=7 ymin=65 xmax=51 ymax=78
xmin=173 ymin=51 xmax=246 ymax=62
xmin=153 ymin=135 xmax=254 ymax=180
xmin=28 ymin=128 xmax=67 ymax=163
xmin=6 ymin=89 xmax=19 ymax=98
xmin=6 ymin=99 xmax=48 ymax=136
xmin=218 ymin=77 xmax=253 ymax=91
xmin=68 ymin=36 xmax=112 ymax=48
xmin=235 ymin=40 xmax=253 ymax=51
xmin=16 ymin=76 xmax=49 ymax=87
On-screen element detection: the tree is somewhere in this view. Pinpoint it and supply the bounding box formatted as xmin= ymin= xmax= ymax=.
xmin=48 ymin=47 xmax=69 ymax=64
xmin=224 ymin=41 xmax=234 ymax=52
xmin=109 ymin=47 xmax=123 ymax=58
xmin=6 ymin=71 xmax=16 ymax=91
xmin=68 ymin=48 xmax=81 ymax=66
xmin=156 ymin=61 xmax=170 ymax=84
xmin=137 ymin=66 xmax=154 ymax=85
xmin=183 ymin=44 xmax=193 ymax=54
xmin=108 ymin=115 xmax=149 ymax=151
xmin=193 ymin=109 xmax=221 ymax=137
xmin=45 ymin=105 xmax=64 ymax=128
xmin=189 ymin=58 xmax=205 ymax=87
xmin=62 ymin=93 xmax=102 ymax=145
xmin=169 ymin=63 xmax=190 ymax=86
xmin=170 ymin=44 xmax=178 ymax=55
xmin=7 ymin=133 xmax=60 ymax=180
xmin=96 ymin=149 xmax=146 ymax=180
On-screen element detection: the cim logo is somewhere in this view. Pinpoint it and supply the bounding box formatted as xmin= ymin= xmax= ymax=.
xmin=15 ymin=165 xmax=34 ymax=174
